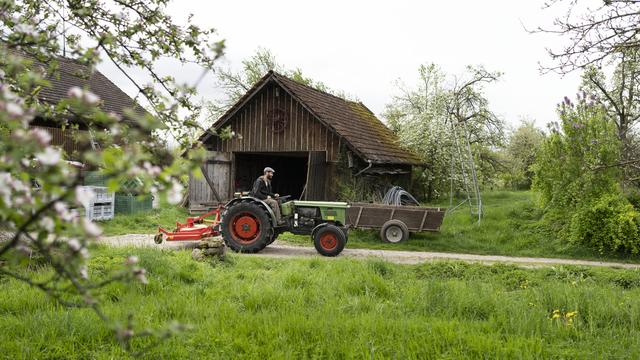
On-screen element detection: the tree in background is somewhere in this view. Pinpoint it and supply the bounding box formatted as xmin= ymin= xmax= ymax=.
xmin=533 ymin=94 xmax=640 ymax=254
xmin=539 ymin=1 xmax=640 ymax=186
xmin=579 ymin=50 xmax=640 ymax=185
xmin=538 ymin=0 xmax=640 ymax=74
xmin=205 ymin=48 xmax=349 ymax=126
xmin=501 ymin=120 xmax=545 ymax=190
xmin=384 ymin=64 xmax=505 ymax=201
xmin=1 ymin=0 xmax=222 ymax=351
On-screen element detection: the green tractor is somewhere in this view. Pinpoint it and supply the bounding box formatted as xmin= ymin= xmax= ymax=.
xmin=221 ymin=196 xmax=349 ymax=256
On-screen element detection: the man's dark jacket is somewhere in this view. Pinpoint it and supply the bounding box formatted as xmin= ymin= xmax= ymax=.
xmin=251 ymin=176 xmax=275 ymax=200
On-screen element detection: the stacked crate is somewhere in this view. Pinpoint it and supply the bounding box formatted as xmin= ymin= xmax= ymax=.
xmin=78 ymin=186 xmax=115 ymax=221
xmin=83 ymin=171 xmax=152 ymax=215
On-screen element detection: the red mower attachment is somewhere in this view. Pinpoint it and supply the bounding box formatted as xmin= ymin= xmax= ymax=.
xmin=154 ymin=207 xmax=223 ymax=244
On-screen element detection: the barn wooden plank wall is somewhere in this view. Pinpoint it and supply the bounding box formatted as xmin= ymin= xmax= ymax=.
xmin=189 ymin=151 xmax=232 ymax=208
xmin=31 ymin=125 xmax=86 ymax=156
xmin=207 ymin=83 xmax=342 ymax=162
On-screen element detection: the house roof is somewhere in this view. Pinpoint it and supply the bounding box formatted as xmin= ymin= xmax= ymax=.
xmin=14 ymin=51 xmax=148 ymax=124
xmin=202 ymin=71 xmax=422 ymax=166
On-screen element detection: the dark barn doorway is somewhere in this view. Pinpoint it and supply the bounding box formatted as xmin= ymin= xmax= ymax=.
xmin=234 ymin=152 xmax=309 ymax=200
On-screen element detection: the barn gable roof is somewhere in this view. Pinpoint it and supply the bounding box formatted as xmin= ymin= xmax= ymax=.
xmin=12 ymin=50 xmax=148 ymax=124
xmin=201 ymin=71 xmax=422 ymax=166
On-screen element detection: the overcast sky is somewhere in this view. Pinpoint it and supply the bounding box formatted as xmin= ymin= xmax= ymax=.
xmin=101 ymin=0 xmax=591 ymax=131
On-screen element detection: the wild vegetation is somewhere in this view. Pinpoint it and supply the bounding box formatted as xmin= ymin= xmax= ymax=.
xmin=2 ymin=246 xmax=640 ymax=358
xmin=4 ymin=0 xmax=640 ymax=357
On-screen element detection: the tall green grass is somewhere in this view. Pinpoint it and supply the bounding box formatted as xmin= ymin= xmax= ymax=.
xmin=2 ymin=246 xmax=640 ymax=358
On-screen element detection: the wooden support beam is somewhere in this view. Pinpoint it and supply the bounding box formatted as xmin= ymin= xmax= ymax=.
xmin=200 ymin=164 xmax=221 ymax=203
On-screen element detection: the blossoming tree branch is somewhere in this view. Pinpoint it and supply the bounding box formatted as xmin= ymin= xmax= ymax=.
xmin=0 ymin=0 xmax=224 ymax=350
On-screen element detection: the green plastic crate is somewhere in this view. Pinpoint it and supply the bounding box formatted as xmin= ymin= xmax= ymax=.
xmin=83 ymin=171 xmax=107 ymax=186
xmin=84 ymin=171 xmax=144 ymax=193
xmin=114 ymin=193 xmax=152 ymax=215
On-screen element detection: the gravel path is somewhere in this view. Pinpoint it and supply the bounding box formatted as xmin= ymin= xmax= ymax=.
xmin=98 ymin=234 xmax=640 ymax=269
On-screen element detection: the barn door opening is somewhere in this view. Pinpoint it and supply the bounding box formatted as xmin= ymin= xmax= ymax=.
xmin=234 ymin=152 xmax=308 ymax=199
xmin=304 ymin=151 xmax=327 ymax=200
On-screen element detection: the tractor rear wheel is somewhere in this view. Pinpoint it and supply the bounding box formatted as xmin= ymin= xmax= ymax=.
xmin=221 ymin=202 xmax=273 ymax=253
xmin=313 ymin=224 xmax=346 ymax=257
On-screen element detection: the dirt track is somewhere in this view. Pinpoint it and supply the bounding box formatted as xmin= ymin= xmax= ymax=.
xmin=98 ymin=234 xmax=640 ymax=269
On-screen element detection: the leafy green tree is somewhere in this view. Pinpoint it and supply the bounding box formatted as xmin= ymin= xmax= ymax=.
xmin=502 ymin=120 xmax=545 ymax=189
xmin=579 ymin=51 xmax=640 ymax=185
xmin=384 ymin=64 xmax=505 ymax=201
xmin=205 ymin=48 xmax=347 ymax=126
xmin=533 ymin=94 xmax=640 ymax=253
xmin=0 ymin=0 xmax=223 ymax=350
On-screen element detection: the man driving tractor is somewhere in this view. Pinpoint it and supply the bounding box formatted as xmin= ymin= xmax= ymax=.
xmin=251 ymin=167 xmax=282 ymax=224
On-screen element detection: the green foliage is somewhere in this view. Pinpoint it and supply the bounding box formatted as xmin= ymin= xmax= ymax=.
xmin=569 ymin=194 xmax=640 ymax=254
xmin=533 ymin=95 xmax=640 ymax=254
xmin=206 ymin=48 xmax=350 ymax=125
xmin=3 ymin=247 xmax=640 ymax=358
xmin=501 ymin=120 xmax=545 ymax=189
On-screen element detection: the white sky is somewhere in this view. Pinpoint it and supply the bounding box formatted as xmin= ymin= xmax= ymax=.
xmin=100 ymin=0 xmax=591 ymax=131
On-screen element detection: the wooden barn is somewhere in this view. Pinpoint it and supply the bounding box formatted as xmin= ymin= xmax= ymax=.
xmin=15 ymin=50 xmax=148 ymax=160
xmin=191 ymin=71 xmax=421 ymax=210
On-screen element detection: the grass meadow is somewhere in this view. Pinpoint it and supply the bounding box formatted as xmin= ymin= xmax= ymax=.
xmin=2 ymin=246 xmax=640 ymax=358
xmin=280 ymin=191 xmax=640 ymax=263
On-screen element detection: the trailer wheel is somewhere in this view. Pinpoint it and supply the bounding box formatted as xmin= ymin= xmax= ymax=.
xmin=313 ymin=224 xmax=346 ymax=257
xmin=380 ymin=220 xmax=409 ymax=243
xmin=221 ymin=202 xmax=273 ymax=253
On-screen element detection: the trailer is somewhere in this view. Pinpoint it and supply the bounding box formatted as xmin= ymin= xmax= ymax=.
xmin=346 ymin=203 xmax=446 ymax=243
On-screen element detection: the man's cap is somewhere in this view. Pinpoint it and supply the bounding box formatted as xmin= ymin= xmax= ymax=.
xmin=264 ymin=167 xmax=275 ymax=173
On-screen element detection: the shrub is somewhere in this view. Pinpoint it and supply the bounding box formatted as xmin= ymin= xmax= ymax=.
xmin=532 ymin=94 xmax=640 ymax=254
xmin=569 ymin=194 xmax=640 ymax=254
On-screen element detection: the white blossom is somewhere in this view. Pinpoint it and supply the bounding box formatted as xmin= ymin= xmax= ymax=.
xmin=84 ymin=91 xmax=100 ymax=105
xmin=82 ymin=218 xmax=102 ymax=237
xmin=133 ymin=267 xmax=148 ymax=284
xmin=67 ymin=86 xmax=100 ymax=105
xmin=29 ymin=128 xmax=52 ymax=146
xmin=67 ymin=238 xmax=82 ymax=252
xmin=125 ymin=255 xmax=139 ymax=266
xmin=15 ymin=23 xmax=37 ymax=36
xmin=0 ymin=173 xmax=13 ymax=206
xmin=35 ymin=147 xmax=62 ymax=166
xmin=39 ymin=217 xmax=55 ymax=232
xmin=6 ymin=102 xmax=24 ymax=118
xmin=167 ymin=180 xmax=184 ymax=205
xmin=54 ymin=201 xmax=74 ymax=222
xmin=79 ymin=265 xmax=89 ymax=280
xmin=75 ymin=186 xmax=96 ymax=206
xmin=142 ymin=161 xmax=161 ymax=176
xmin=67 ymin=86 xmax=83 ymax=99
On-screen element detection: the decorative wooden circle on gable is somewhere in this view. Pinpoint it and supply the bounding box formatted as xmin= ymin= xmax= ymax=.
xmin=267 ymin=108 xmax=288 ymax=133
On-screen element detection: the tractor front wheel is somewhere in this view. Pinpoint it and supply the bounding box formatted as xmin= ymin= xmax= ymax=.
xmin=221 ymin=202 xmax=273 ymax=253
xmin=313 ymin=224 xmax=346 ymax=257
